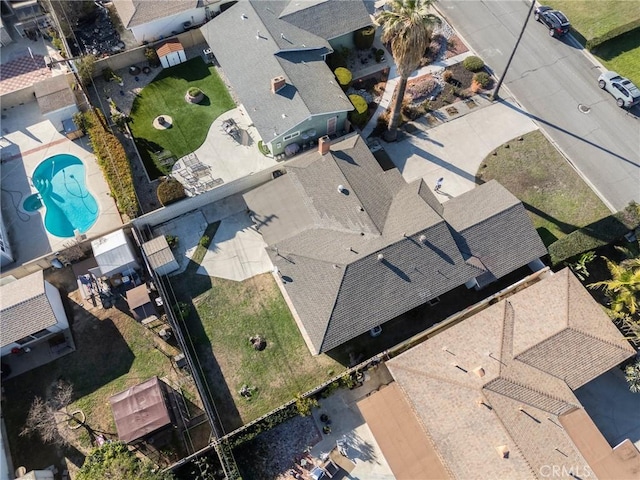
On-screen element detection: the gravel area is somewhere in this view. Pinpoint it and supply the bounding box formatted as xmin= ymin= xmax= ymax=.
xmin=234 ymin=415 xmax=322 ymax=480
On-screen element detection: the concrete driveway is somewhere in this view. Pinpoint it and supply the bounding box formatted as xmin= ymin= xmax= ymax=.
xmin=380 ymin=96 xmax=538 ymax=199
xmin=575 ymin=367 xmax=640 ymax=451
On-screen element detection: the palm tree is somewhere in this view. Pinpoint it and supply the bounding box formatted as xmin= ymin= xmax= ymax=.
xmin=625 ymin=358 xmax=640 ymax=394
xmin=376 ymin=0 xmax=441 ymax=141
xmin=588 ymin=257 xmax=640 ymax=316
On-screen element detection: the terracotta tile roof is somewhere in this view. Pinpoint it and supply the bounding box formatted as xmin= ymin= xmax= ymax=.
xmin=156 ymin=38 xmax=184 ymax=57
xmin=385 ymin=268 xmax=635 ymax=479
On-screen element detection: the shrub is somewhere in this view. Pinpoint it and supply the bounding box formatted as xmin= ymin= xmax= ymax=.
xmin=157 ymin=177 xmax=186 ymax=206
xmin=257 ymin=140 xmax=270 ymax=156
xmin=172 ymin=301 xmax=191 ymax=319
xmin=375 ymin=48 xmax=385 ymax=63
xmin=85 ymin=109 xmax=138 ymax=218
xmin=354 ymin=25 xmax=376 ymax=50
xmin=144 ymin=46 xmax=160 ymax=67
xmin=199 ymin=235 xmax=210 ymax=247
xmin=463 ymin=55 xmax=485 ymax=72
xmin=295 ymin=394 xmax=318 ymax=416
xmin=334 ymin=67 xmax=353 ymax=91
xmin=442 ymin=69 xmax=453 ymax=83
xmin=187 ymin=87 xmax=202 ymax=97
xmin=585 ymin=18 xmax=640 ymax=51
xmin=348 ymin=94 xmax=369 ymax=127
xmin=166 ymin=235 xmax=178 ymax=248
xmin=102 ymin=66 xmax=114 ymax=82
xmin=473 ymin=71 xmax=491 ymax=88
xmin=549 ymin=202 xmax=640 ymax=265
xmin=76 ymin=55 xmax=95 ymax=87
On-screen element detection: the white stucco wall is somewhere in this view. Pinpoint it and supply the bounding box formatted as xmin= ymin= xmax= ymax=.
xmin=44 ymin=280 xmax=69 ymax=331
xmin=160 ymin=49 xmax=186 ymax=68
xmin=130 ymin=8 xmax=206 ymax=43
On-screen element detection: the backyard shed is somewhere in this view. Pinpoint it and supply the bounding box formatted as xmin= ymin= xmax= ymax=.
xmin=126 ymin=284 xmax=156 ymax=321
xmin=34 ymin=74 xmax=77 ymax=131
xmin=91 ymin=229 xmax=139 ymax=278
xmin=157 ymin=38 xmax=186 ymax=68
xmin=109 ymin=377 xmax=173 ymax=444
xmin=142 ymin=236 xmax=179 ymax=276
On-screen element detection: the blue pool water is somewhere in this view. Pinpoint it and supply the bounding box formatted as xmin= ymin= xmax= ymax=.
xmin=31 ymin=154 xmax=98 ymax=238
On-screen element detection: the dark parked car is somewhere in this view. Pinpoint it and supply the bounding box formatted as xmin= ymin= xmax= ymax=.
xmin=534 ymin=6 xmax=570 ymax=37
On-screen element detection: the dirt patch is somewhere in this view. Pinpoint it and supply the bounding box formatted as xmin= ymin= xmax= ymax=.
xmin=445 ymin=34 xmax=469 ymax=58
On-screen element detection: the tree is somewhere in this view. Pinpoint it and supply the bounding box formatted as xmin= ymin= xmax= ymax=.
xmin=624 ymin=358 xmax=640 ymax=393
xmin=589 ymin=256 xmax=640 ymax=316
xmin=76 ymin=54 xmax=96 ymax=88
xmin=376 ymin=0 xmax=440 ymax=141
xmin=20 ymin=380 xmax=87 ymax=447
xmin=77 ymin=442 xmax=174 ymax=480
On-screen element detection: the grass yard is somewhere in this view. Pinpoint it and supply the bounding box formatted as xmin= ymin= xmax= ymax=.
xmin=547 ymin=1 xmax=640 ymax=44
xmin=170 ymin=225 xmax=344 ymax=433
xmin=129 ymin=57 xmax=235 ymax=178
xmin=592 ymin=28 xmax=640 ymax=87
xmin=476 ymin=131 xmax=611 ymax=246
xmin=2 ymin=268 xmax=202 ymax=471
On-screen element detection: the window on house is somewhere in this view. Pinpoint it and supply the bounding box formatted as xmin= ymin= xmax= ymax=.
xmin=283 ymin=131 xmax=300 ymax=141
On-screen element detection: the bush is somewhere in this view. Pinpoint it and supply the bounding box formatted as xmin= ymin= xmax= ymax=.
xmin=295 ymin=394 xmax=318 ymax=416
xmin=199 ymin=235 xmax=210 ymax=247
xmin=257 ymin=140 xmax=270 ymax=156
xmin=144 ymin=46 xmax=160 ymax=67
xmin=586 ymin=18 xmax=640 ymax=50
xmin=442 ymin=69 xmax=453 ymax=83
xmin=549 ymin=202 xmax=640 ymax=265
xmin=85 ymin=110 xmax=138 ymax=218
xmin=348 ymin=94 xmax=369 ymax=127
xmin=172 ymin=301 xmax=191 ymax=319
xmin=473 ymin=71 xmax=491 ymax=88
xmin=76 ymin=55 xmax=95 ymax=87
xmin=354 ymin=25 xmax=376 ymax=50
xmin=102 ymin=66 xmax=114 ymax=82
xmin=157 ymin=177 xmax=186 ymax=206
xmin=375 ymin=49 xmax=385 ymax=63
xmin=334 ymin=67 xmax=353 ymax=91
xmin=187 ymin=87 xmax=201 ymax=97
xmin=326 ymin=49 xmax=347 ymax=71
xmin=463 ymin=55 xmax=485 ymax=72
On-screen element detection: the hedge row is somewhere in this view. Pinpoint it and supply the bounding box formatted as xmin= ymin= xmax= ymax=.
xmin=549 ymin=202 xmax=640 ymax=265
xmin=85 ymin=109 xmax=138 ymax=218
xmin=586 ymin=20 xmax=640 ymax=50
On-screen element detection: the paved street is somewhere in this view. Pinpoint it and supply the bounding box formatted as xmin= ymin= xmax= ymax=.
xmin=438 ymin=0 xmax=640 ymax=211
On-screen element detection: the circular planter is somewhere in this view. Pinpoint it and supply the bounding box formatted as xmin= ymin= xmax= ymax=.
xmin=185 ymin=89 xmax=204 ymax=104
xmin=153 ymin=115 xmax=173 ymax=129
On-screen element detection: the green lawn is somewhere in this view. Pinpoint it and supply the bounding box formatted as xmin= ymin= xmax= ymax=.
xmin=592 ymin=28 xmax=640 ymax=87
xmin=129 ymin=57 xmax=235 ymax=178
xmin=547 ymin=1 xmax=640 ymax=43
xmin=171 ymin=225 xmax=344 ymax=432
xmin=476 ymin=131 xmax=611 ymax=247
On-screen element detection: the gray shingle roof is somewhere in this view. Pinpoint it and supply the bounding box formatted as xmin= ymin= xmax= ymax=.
xmin=443 ymin=181 xmax=548 ymax=282
xmin=279 ymin=0 xmax=373 ymax=41
xmin=114 ymin=0 xmax=197 ymax=29
xmin=386 ymin=268 xmax=635 ymax=479
xmin=200 ymin=0 xmax=361 ymax=141
xmin=245 ymin=133 xmax=544 ymax=353
xmin=0 ymin=270 xmax=59 ymax=348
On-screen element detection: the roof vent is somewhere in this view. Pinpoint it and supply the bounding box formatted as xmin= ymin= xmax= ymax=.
xmin=377 ymin=254 xmax=384 ymax=262
xmin=472 ymin=367 xmax=485 ymax=377
xmin=442 ymin=346 xmax=455 ymax=356
xmin=358 ymin=206 xmax=364 ymax=212
xmin=271 ymin=76 xmax=286 ymax=94
xmin=241 ymin=13 xmax=247 ymax=19
xmin=419 ymin=234 xmax=427 ymax=243
xmin=337 ymin=184 xmax=346 ymax=194
xmin=496 ymin=445 xmax=509 ymax=459
xmin=477 ymin=398 xmax=492 ymax=410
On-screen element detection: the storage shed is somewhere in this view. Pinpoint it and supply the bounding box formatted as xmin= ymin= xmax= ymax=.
xmin=109 ymin=377 xmax=173 ymax=444
xmin=91 ymin=229 xmax=139 ymax=278
xmin=125 ymin=284 xmax=156 ymax=321
xmin=157 ymin=39 xmax=186 ymax=68
xmin=142 ymin=236 xmax=179 ymax=276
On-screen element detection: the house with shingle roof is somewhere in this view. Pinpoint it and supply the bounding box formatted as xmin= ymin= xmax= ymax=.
xmin=244 ymin=133 xmax=548 ymax=354
xmin=200 ymin=0 xmax=373 ymax=157
xmin=0 ymin=270 xmax=75 ymax=380
xmin=358 ymin=268 xmax=638 ymax=480
xmin=113 ymin=0 xmax=222 ymax=44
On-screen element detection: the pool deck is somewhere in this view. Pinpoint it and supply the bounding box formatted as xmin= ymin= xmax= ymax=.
xmin=1 ymin=101 xmax=122 ymax=273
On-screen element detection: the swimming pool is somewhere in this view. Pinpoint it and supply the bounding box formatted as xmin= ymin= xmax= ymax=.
xmin=30 ymin=154 xmax=98 ymax=238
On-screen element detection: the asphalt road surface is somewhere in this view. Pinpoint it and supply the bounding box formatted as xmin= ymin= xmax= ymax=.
xmin=438 ymin=0 xmax=640 ymax=211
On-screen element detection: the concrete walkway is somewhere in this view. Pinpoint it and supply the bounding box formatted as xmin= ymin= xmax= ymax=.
xmin=381 ymin=97 xmax=538 ymax=198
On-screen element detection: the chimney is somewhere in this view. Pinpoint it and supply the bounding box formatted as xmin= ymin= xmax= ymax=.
xmin=271 ymin=76 xmax=286 ymax=94
xmin=319 ymin=135 xmax=330 ymax=155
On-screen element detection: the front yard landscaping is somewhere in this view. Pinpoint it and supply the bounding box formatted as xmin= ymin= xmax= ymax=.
xmin=477 ymin=130 xmax=611 ymax=247
xmin=169 ymin=225 xmax=344 ymax=432
xmin=129 ymin=57 xmax=235 ymax=178
xmin=2 ymin=267 xmax=204 ymax=472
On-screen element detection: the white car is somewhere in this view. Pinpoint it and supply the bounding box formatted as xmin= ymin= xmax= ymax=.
xmin=598 ymin=71 xmax=640 ymax=109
